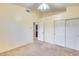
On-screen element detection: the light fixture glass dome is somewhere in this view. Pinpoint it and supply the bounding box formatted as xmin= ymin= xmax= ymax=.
xmin=38 ymin=3 xmax=50 ymax=11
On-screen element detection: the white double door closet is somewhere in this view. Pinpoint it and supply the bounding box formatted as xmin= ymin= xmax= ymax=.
xmin=38 ymin=18 xmax=79 ymax=50
xmin=38 ymin=20 xmax=65 ymax=45
xmin=55 ymin=19 xmax=79 ymax=50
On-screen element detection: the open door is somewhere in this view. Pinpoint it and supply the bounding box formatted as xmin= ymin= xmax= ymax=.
xmin=38 ymin=22 xmax=44 ymax=41
xmin=33 ymin=22 xmax=38 ymax=40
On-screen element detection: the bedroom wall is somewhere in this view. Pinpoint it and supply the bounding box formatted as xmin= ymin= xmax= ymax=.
xmin=0 ymin=4 xmax=38 ymax=53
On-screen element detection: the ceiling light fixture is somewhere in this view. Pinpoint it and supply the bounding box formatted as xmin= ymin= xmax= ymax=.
xmin=38 ymin=3 xmax=50 ymax=11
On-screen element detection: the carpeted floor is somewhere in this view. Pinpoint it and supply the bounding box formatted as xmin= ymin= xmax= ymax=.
xmin=0 ymin=40 xmax=79 ymax=56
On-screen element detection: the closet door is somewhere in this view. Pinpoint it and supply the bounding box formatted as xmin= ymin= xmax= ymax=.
xmin=38 ymin=22 xmax=44 ymax=41
xmin=66 ymin=19 xmax=79 ymax=50
xmin=75 ymin=20 xmax=79 ymax=50
xmin=55 ymin=20 xmax=65 ymax=46
xmin=44 ymin=21 xmax=54 ymax=44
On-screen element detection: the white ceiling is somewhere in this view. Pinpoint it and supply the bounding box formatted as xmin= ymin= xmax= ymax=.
xmin=14 ymin=3 xmax=79 ymax=12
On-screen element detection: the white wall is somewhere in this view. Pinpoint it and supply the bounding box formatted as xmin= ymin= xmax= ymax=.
xmin=0 ymin=4 xmax=38 ymax=53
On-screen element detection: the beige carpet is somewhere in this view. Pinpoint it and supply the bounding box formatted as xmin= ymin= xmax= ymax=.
xmin=0 ymin=40 xmax=79 ymax=56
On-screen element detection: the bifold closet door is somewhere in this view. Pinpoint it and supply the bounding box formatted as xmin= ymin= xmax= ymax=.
xmin=44 ymin=21 xmax=54 ymax=44
xmin=55 ymin=20 xmax=65 ymax=46
xmin=66 ymin=19 xmax=79 ymax=50
xmin=38 ymin=22 xmax=44 ymax=41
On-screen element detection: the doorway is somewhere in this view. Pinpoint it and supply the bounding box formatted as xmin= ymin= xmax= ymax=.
xmin=33 ymin=22 xmax=38 ymax=40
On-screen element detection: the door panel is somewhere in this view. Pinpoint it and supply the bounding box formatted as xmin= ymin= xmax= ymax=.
xmin=66 ymin=19 xmax=79 ymax=50
xmin=75 ymin=20 xmax=79 ymax=50
xmin=55 ymin=20 xmax=65 ymax=46
xmin=44 ymin=21 xmax=54 ymax=44
xmin=38 ymin=22 xmax=44 ymax=41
